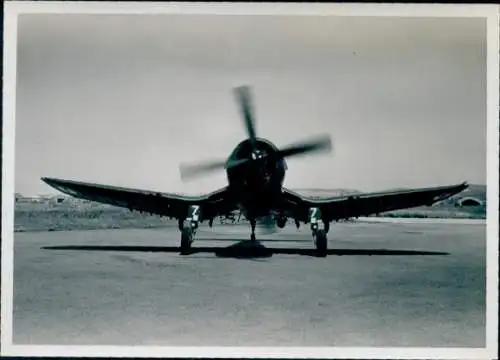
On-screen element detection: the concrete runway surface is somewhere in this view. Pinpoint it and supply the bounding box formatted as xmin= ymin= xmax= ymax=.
xmin=13 ymin=221 xmax=486 ymax=347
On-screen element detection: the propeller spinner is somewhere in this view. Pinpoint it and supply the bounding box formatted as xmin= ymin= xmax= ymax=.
xmin=179 ymin=86 xmax=333 ymax=181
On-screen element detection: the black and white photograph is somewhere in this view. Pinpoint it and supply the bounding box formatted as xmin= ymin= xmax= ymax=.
xmin=2 ymin=2 xmax=498 ymax=358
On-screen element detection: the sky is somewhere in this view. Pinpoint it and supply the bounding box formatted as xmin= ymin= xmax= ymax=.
xmin=14 ymin=14 xmax=487 ymax=196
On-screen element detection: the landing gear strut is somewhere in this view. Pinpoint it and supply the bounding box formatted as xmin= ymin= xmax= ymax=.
xmin=309 ymin=207 xmax=328 ymax=257
xmin=250 ymin=219 xmax=257 ymax=241
xmin=313 ymin=227 xmax=327 ymax=257
xmin=180 ymin=205 xmax=201 ymax=255
xmin=180 ymin=224 xmax=194 ymax=255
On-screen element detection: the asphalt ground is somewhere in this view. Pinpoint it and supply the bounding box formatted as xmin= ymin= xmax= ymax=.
xmin=13 ymin=221 xmax=486 ymax=347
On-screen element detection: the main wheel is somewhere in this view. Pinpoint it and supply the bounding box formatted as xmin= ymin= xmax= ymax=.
xmin=180 ymin=226 xmax=193 ymax=255
xmin=315 ymin=229 xmax=327 ymax=257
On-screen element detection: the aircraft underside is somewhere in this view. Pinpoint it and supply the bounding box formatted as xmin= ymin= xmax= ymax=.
xmin=179 ymin=201 xmax=330 ymax=257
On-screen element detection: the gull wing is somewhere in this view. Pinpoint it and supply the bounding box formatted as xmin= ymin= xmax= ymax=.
xmin=282 ymin=182 xmax=469 ymax=222
xmin=41 ymin=177 xmax=236 ymax=220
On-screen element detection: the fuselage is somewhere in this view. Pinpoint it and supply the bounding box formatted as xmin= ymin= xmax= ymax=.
xmin=225 ymin=138 xmax=287 ymax=219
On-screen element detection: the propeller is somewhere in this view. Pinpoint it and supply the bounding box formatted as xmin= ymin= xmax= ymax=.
xmin=257 ymin=215 xmax=279 ymax=235
xmin=234 ymin=86 xmax=258 ymax=150
xmin=179 ymin=85 xmax=333 ymax=181
xmin=179 ymin=159 xmax=228 ymax=182
xmin=277 ymin=135 xmax=332 ymax=159
xmin=222 ymin=135 xmax=332 ymax=172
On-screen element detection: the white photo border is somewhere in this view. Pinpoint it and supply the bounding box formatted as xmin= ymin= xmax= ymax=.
xmin=2 ymin=2 xmax=499 ymax=358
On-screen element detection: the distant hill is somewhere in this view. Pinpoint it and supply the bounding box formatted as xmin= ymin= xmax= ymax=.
xmin=456 ymin=184 xmax=486 ymax=201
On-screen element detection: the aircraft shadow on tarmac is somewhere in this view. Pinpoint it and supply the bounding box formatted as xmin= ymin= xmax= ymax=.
xmin=42 ymin=239 xmax=449 ymax=259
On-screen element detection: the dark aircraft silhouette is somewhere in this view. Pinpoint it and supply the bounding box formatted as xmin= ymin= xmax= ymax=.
xmin=42 ymin=86 xmax=468 ymax=256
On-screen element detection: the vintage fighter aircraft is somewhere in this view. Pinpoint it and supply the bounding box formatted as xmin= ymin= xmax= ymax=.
xmin=42 ymin=86 xmax=469 ymax=256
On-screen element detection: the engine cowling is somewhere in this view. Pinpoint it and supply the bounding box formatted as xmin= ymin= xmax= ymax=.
xmin=276 ymin=215 xmax=287 ymax=228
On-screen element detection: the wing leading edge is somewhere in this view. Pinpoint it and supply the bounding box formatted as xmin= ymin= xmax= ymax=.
xmin=41 ymin=177 xmax=236 ymax=221
xmin=282 ymin=182 xmax=469 ymax=222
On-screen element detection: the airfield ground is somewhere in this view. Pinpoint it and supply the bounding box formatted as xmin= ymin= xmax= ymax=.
xmin=13 ymin=220 xmax=485 ymax=347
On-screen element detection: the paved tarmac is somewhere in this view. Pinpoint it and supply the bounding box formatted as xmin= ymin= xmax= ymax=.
xmin=13 ymin=221 xmax=486 ymax=347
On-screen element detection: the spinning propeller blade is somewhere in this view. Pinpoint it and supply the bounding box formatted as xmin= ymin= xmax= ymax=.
xmin=234 ymin=85 xmax=257 ymax=149
xmin=277 ymin=135 xmax=333 ymax=159
xmin=257 ymin=215 xmax=278 ymax=234
xmin=179 ymin=159 xmax=227 ymax=181
xmin=179 ymin=86 xmax=333 ymax=182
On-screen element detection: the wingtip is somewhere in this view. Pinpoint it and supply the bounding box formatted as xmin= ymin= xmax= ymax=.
xmin=41 ymin=177 xmax=62 ymax=187
xmin=41 ymin=176 xmax=56 ymax=183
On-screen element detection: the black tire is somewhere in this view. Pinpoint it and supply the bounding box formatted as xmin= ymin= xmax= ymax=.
xmin=180 ymin=226 xmax=193 ymax=255
xmin=315 ymin=229 xmax=327 ymax=257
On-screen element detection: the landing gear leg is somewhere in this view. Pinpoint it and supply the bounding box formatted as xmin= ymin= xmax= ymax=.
xmin=309 ymin=207 xmax=328 ymax=257
xmin=313 ymin=227 xmax=327 ymax=257
xmin=180 ymin=205 xmax=200 ymax=255
xmin=250 ymin=219 xmax=257 ymax=242
xmin=180 ymin=223 xmax=194 ymax=255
